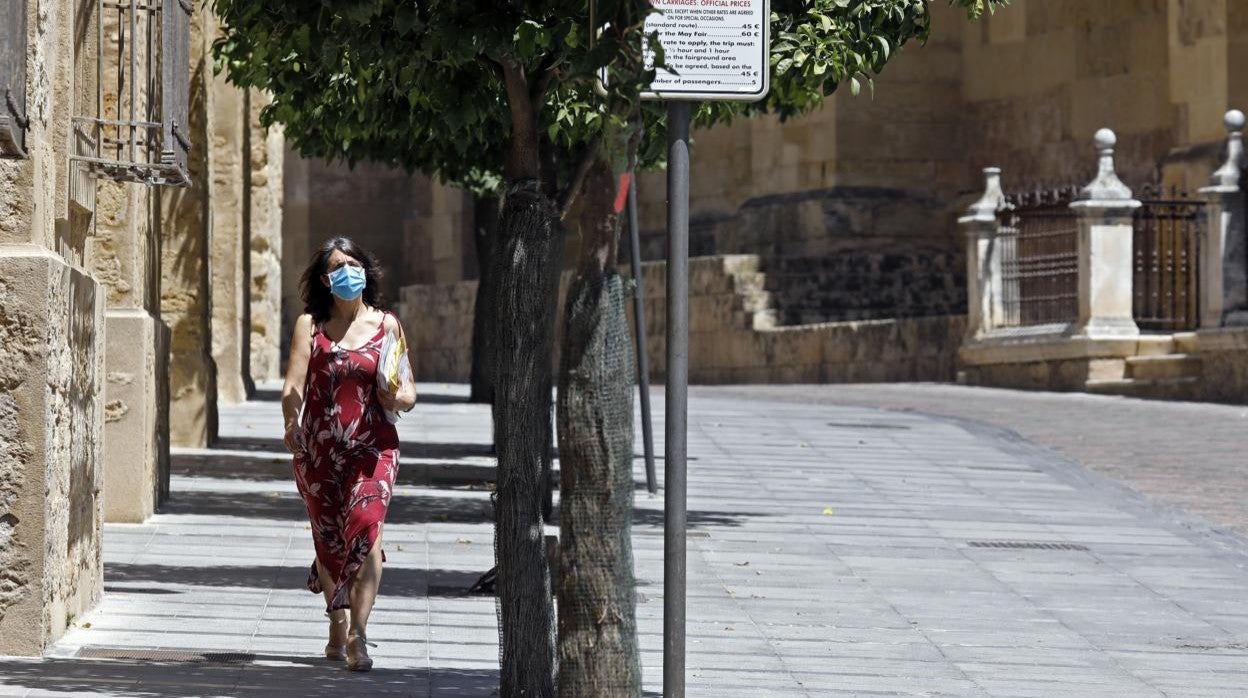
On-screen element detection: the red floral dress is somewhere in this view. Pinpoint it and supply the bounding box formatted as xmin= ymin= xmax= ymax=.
xmin=294 ymin=312 xmax=400 ymax=612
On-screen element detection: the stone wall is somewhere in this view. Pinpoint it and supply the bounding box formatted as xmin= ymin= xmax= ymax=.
xmin=279 ymin=156 xmax=469 ymax=364
xmin=210 ymin=71 xmax=249 ymax=406
xmin=161 ymin=9 xmax=219 ymax=448
xmin=87 ymin=2 xmax=172 ymax=524
xmin=399 ymin=280 xmax=479 ymax=382
xmin=1193 ymin=328 xmax=1248 ymax=405
xmin=0 ymin=0 xmax=105 ymax=655
xmin=247 ymin=91 xmax=284 ymax=384
xmin=398 ymin=255 xmax=964 ymax=386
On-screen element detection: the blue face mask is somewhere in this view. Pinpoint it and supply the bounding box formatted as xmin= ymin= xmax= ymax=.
xmin=328 ymin=265 xmax=366 ymax=301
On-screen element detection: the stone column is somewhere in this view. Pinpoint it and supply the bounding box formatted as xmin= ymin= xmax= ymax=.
xmin=1199 ymin=109 xmax=1248 ymax=328
xmin=93 ymin=184 xmax=171 ymax=523
xmin=0 ymin=0 xmax=105 ymax=655
xmin=958 ymin=167 xmax=1005 ymax=338
xmin=1070 ymin=129 xmax=1141 ymax=339
xmin=161 ymin=9 xmax=218 ymax=447
xmin=247 ymin=89 xmax=284 ymax=384
xmin=209 ymin=70 xmax=248 ymax=406
xmin=90 ymin=5 xmax=170 ymax=524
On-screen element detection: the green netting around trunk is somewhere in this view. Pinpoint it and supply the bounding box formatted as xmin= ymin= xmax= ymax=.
xmin=556 ymin=270 xmax=641 ymax=697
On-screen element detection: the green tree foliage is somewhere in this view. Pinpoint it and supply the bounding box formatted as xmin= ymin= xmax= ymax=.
xmin=213 ymin=0 xmax=1006 ymax=199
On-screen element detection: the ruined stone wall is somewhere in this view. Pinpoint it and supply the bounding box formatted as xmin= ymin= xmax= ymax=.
xmin=0 ymin=0 xmax=104 ymax=655
xmin=161 ymin=9 xmax=218 ymax=447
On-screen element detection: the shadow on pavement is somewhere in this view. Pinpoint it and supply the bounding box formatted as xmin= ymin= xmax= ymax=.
xmin=158 ymin=489 xmax=494 ymax=525
xmin=212 ymin=436 xmax=497 ymax=461
xmin=0 ymin=657 xmax=498 ymax=697
xmin=173 ymin=450 xmax=503 ymax=488
xmin=105 ymin=564 xmax=497 ymax=599
xmin=157 ymin=486 xmax=761 ymax=531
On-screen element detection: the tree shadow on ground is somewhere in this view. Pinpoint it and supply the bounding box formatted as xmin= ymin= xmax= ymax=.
xmin=157 ymin=486 xmax=761 ymax=531
xmin=104 ymin=563 xmax=493 ymax=600
xmin=172 ymin=450 xmax=503 ymax=489
xmin=0 ymin=658 xmax=498 ymax=697
xmin=212 ymin=436 xmax=498 ymax=461
xmin=158 ymin=488 xmax=494 ymax=525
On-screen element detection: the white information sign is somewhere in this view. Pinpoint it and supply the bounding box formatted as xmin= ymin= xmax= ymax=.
xmin=641 ymin=0 xmax=770 ymax=101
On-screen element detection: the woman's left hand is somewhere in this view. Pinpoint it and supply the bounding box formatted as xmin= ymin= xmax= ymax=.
xmin=378 ymin=383 xmax=416 ymax=413
xmin=377 ymin=386 xmax=401 ymax=413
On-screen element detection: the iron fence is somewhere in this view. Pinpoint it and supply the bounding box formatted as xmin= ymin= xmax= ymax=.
xmin=997 ymin=187 xmax=1081 ymax=328
xmin=1133 ymin=185 xmax=1203 ymax=332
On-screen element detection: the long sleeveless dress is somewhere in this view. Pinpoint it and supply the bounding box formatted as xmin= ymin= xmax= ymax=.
xmin=293 ymin=312 xmax=400 ymax=612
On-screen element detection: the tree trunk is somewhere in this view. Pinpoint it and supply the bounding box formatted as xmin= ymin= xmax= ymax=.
xmin=555 ymin=155 xmax=641 ymax=697
xmin=470 ymin=194 xmax=499 ymax=404
xmin=493 ymin=179 xmax=561 ymax=698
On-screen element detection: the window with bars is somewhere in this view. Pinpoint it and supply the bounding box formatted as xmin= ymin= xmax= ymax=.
xmin=1 ymin=0 xmax=28 ymax=157
xmin=72 ymin=0 xmax=192 ymax=187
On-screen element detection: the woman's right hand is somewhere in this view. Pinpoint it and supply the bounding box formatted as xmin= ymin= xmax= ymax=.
xmin=284 ymin=423 xmax=306 ymax=455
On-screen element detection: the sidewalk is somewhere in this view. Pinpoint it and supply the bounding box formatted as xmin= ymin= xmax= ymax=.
xmin=2 ymin=383 xmax=1247 ymax=696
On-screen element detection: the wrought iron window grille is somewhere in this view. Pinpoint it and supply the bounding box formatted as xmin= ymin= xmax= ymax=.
xmin=1 ymin=0 xmax=29 ymax=157
xmin=71 ymin=0 xmax=192 ymax=187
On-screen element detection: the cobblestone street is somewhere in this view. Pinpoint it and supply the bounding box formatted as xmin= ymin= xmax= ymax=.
xmin=2 ymin=383 xmax=1246 ymax=696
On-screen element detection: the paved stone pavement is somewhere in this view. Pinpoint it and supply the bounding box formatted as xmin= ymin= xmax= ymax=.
xmin=3 ymin=382 xmax=1248 ymax=696
xmin=704 ymin=384 xmax=1248 ymax=539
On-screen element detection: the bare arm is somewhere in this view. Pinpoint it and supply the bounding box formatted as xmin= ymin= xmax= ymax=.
xmin=282 ymin=314 xmax=314 ymax=451
xmin=380 ymin=313 xmax=418 ymax=411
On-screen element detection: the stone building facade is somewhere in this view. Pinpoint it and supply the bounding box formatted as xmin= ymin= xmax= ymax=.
xmin=0 ymin=2 xmax=285 ymax=655
xmin=382 ymin=0 xmax=1248 ymax=400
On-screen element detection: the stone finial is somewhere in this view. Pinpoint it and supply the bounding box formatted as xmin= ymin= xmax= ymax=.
xmin=1208 ymin=109 xmax=1244 ymax=189
xmin=959 ymin=167 xmax=1005 ymax=224
xmin=1079 ymin=128 xmax=1133 ymax=201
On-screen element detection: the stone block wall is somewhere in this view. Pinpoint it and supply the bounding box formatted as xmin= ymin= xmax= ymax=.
xmin=0 ymin=0 xmax=106 ymax=655
xmin=764 ymin=252 xmax=965 ymax=325
xmin=247 ymin=91 xmax=284 ymax=384
xmin=280 ymin=156 xmax=467 ymax=364
xmin=160 ymin=9 xmax=219 ymax=448
xmin=627 ymin=256 xmax=965 ymax=384
xmin=623 ymin=185 xmax=967 ymax=326
xmin=1193 ymin=328 xmax=1248 ymax=405
xmin=399 ymin=280 xmax=479 ymax=383
xmin=398 ymin=255 xmax=965 ymax=386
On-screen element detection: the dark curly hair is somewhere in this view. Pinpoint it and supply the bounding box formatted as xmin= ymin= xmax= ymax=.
xmin=300 ymin=237 xmax=387 ymax=324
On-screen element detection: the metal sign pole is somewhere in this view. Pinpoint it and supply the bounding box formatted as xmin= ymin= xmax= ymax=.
xmin=628 ymin=177 xmax=659 ymax=495
xmin=663 ymin=99 xmax=691 ymax=698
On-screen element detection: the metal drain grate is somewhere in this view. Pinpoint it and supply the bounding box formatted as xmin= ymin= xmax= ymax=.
xmin=77 ymin=647 xmax=255 ymax=664
xmin=967 ymin=540 xmax=1089 ymax=551
xmin=827 ymin=422 xmax=911 ymax=430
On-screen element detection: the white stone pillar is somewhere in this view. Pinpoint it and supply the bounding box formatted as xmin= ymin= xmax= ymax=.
xmin=958 ymin=167 xmax=1006 ymax=338
xmin=1071 ymin=129 xmax=1141 ymax=339
xmin=1199 ymin=109 xmax=1248 ymax=328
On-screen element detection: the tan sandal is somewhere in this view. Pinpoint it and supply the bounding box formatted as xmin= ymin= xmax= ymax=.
xmin=346 ymin=632 xmax=373 ymax=672
xmin=325 ymin=616 xmax=348 ymax=661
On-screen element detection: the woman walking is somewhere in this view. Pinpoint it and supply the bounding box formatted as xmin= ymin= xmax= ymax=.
xmin=281 ymin=237 xmax=417 ymax=671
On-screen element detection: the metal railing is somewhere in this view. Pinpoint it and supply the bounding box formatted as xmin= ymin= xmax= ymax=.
xmin=1133 ymin=185 xmax=1203 ymax=332
xmin=997 ymin=187 xmax=1081 ymax=328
